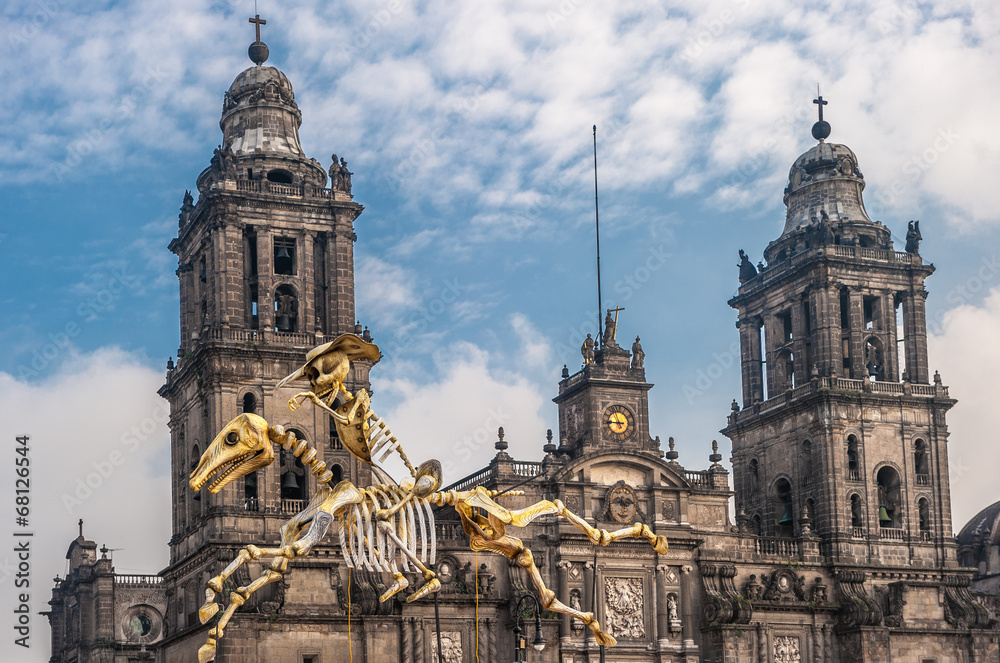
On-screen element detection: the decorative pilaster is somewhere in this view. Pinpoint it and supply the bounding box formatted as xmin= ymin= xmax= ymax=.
xmin=679 ymin=564 xmax=697 ymax=651
xmin=655 ymin=565 xmax=670 ymax=650
xmin=557 ymin=560 xmax=573 ymax=646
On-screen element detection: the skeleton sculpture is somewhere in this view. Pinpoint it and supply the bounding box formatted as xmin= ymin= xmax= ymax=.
xmin=189 ymin=334 xmax=667 ymax=662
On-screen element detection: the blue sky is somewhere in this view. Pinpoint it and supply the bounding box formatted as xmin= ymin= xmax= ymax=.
xmin=2 ymin=1 xmax=1000 ymax=659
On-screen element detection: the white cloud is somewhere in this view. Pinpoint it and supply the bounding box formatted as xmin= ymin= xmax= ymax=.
xmin=375 ymin=342 xmax=548 ymax=484
xmin=928 ymin=286 xmax=1000 ymax=530
xmin=0 ymin=347 xmax=170 ymax=663
xmin=6 ymin=1 xmax=999 ymax=230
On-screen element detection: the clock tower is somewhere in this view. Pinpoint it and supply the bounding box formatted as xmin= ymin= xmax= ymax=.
xmin=554 ymin=324 xmax=660 ymax=457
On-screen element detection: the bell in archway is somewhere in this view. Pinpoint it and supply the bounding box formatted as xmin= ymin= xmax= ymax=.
xmin=779 ymin=503 xmax=794 ymax=525
xmin=878 ymin=506 xmax=892 ymax=526
xmin=282 ymin=472 xmax=300 ymax=490
xmin=276 ymin=314 xmax=291 ymax=332
xmin=275 ymin=247 xmax=292 ymax=260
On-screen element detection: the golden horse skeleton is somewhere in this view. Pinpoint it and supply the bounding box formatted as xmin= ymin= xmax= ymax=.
xmin=189 ymin=334 xmax=667 ymax=662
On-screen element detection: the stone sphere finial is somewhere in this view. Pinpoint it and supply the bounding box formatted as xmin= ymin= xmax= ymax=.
xmin=248 ymin=41 xmax=269 ymax=65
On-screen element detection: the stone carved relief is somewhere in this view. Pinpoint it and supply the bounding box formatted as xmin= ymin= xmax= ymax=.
xmin=773 ymin=636 xmax=801 ymax=663
xmin=431 ymin=631 xmax=462 ymax=663
xmin=662 ymin=499 xmax=675 ymax=522
xmin=604 ymin=577 xmax=645 ymax=639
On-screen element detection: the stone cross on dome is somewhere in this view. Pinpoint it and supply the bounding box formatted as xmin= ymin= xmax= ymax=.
xmin=811 ymin=85 xmax=831 ymax=141
xmin=248 ymin=13 xmax=269 ymax=65
xmin=250 ymin=14 xmax=266 ymax=42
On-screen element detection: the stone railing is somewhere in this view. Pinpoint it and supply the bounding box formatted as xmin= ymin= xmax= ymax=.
xmin=203 ymin=326 xmax=317 ymax=348
xmin=230 ymin=179 xmax=336 ymax=199
xmin=916 ymin=474 xmax=930 ymax=486
xmin=731 ymin=376 xmax=948 ymax=424
xmin=280 ymin=499 xmax=306 ymax=514
xmin=446 ymin=467 xmax=497 ymax=492
xmin=511 ymin=461 xmax=542 ymax=478
xmin=848 ymin=469 xmax=863 ymax=482
xmin=879 ymin=527 xmax=906 ymax=541
xmin=736 ymin=245 xmax=921 ymax=298
xmin=851 ymin=527 xmax=867 ymax=539
xmin=754 ymin=537 xmax=799 ymax=558
xmin=436 ymin=522 xmax=468 ymax=540
xmin=115 ymin=574 xmax=163 ymax=586
xmin=831 ymin=245 xmax=920 ymax=265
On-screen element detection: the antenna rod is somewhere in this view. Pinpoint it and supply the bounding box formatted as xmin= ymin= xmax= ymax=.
xmin=593 ymin=125 xmax=603 ymax=346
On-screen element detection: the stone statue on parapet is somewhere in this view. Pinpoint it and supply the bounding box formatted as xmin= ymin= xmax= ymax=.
xmin=581 ymin=334 xmax=595 ymax=365
xmin=738 ymin=249 xmax=758 ymax=283
xmin=631 ymin=336 xmax=644 ymax=369
xmin=905 ymin=220 xmax=922 ymax=254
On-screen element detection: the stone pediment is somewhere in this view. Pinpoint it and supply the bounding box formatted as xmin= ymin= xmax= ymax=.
xmin=552 ymin=450 xmax=691 ymax=490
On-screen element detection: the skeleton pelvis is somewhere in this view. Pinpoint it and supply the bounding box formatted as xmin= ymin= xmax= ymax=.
xmin=332 ymin=390 xmax=372 ymax=464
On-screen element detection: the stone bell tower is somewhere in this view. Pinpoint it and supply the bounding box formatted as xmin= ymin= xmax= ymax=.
xmin=723 ymin=96 xmax=959 ymax=567
xmin=157 ymin=18 xmax=373 ymax=655
xmin=554 ymin=314 xmax=660 ymax=459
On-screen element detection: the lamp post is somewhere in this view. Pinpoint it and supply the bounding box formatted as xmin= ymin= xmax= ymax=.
xmin=512 ymin=593 xmax=547 ymax=663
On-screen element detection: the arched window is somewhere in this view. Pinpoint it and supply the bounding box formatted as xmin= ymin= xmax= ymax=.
xmin=331 ymin=463 xmax=343 ymax=484
xmin=864 ymin=336 xmax=885 ymax=381
xmin=914 ymin=440 xmax=929 ymax=483
xmin=191 ymin=444 xmax=202 ymax=503
xmin=777 ymin=349 xmax=795 ymax=391
xmin=918 ymin=498 xmax=930 ymax=534
xmin=274 ymin=284 xmax=298 ymax=332
xmin=242 ymin=392 xmax=257 ymax=415
xmin=876 ymin=466 xmax=902 ymax=529
xmin=850 ymin=494 xmax=864 ymax=531
xmin=280 ymin=429 xmax=308 ymax=503
xmin=773 ymin=478 xmax=794 ymax=537
xmin=801 ymin=441 xmax=813 ymax=483
xmin=847 ymin=435 xmax=861 ymax=481
xmin=244 ymin=471 xmax=259 ymax=511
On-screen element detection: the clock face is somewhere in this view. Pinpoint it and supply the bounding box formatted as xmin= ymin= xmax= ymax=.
xmin=603 ymin=404 xmax=635 ymax=441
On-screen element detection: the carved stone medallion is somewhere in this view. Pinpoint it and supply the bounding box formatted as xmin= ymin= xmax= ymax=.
xmin=602 ymin=481 xmax=645 ymax=524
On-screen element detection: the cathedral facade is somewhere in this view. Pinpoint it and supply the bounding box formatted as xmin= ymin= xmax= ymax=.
xmin=46 ymin=26 xmax=998 ymax=663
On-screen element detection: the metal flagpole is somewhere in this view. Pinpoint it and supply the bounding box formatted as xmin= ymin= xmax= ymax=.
xmin=593 ymin=125 xmax=603 ymax=347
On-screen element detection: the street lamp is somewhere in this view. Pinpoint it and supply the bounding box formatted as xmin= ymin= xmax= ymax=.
xmin=512 ymin=593 xmax=547 ymax=662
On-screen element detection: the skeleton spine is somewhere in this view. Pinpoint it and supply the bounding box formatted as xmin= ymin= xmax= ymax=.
xmin=268 ymin=424 xmax=334 ymax=483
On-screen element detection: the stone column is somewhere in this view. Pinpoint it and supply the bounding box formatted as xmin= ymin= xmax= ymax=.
xmin=557 ymin=561 xmax=573 ymax=647
xmin=584 ymin=560 xmax=597 ymax=651
xmin=880 ymin=290 xmax=899 ymax=380
xmin=302 ymin=232 xmax=316 ymax=334
xmin=791 ymin=296 xmax=809 ymax=386
xmin=655 ymin=565 xmax=670 ymax=651
xmin=848 ymin=288 xmax=865 ymax=379
xmin=679 ymin=565 xmax=697 ymax=652
xmin=257 ymin=231 xmax=274 ymax=331
xmin=902 ymin=290 xmax=930 ymax=383
xmin=739 ymin=317 xmax=764 ymax=405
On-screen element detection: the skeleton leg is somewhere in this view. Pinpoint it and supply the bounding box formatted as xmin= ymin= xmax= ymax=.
xmin=375 ymin=519 xmax=441 ymax=602
xmin=514 ymin=545 xmax=617 ymax=648
xmin=198 ymin=482 xmax=365 ymax=663
xmin=484 ymin=494 xmax=667 ymax=555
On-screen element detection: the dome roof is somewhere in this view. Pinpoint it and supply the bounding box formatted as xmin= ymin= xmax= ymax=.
xmin=957 ymin=500 xmax=1000 ymax=548
xmin=227 ymin=65 xmax=294 ymax=98
xmin=220 ymin=63 xmax=304 ymax=157
xmin=780 ymin=138 xmax=871 ymax=236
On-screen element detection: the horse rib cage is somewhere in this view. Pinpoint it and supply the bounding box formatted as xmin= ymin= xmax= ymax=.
xmin=336 ymin=485 xmax=436 ymax=573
